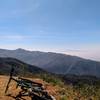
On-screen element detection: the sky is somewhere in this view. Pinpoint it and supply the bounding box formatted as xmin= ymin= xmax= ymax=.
xmin=0 ymin=0 xmax=100 ymax=61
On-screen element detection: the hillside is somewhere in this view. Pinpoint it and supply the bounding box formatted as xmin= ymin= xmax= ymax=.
xmin=1 ymin=57 xmax=100 ymax=99
xmin=0 ymin=57 xmax=46 ymax=76
xmin=1 ymin=75 xmax=100 ymax=100
xmin=0 ymin=49 xmax=100 ymax=77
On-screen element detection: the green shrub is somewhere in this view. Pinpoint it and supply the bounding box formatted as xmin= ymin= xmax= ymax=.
xmin=60 ymin=96 xmax=67 ymax=100
xmin=40 ymin=74 xmax=63 ymax=86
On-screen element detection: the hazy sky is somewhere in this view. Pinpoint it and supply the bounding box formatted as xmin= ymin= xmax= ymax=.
xmin=0 ymin=0 xmax=100 ymax=61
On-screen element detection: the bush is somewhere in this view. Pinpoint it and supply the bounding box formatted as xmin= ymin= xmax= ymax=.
xmin=40 ymin=74 xmax=63 ymax=86
xmin=60 ymin=96 xmax=67 ymax=100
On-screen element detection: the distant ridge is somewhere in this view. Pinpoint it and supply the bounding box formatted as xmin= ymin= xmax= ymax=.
xmin=0 ymin=48 xmax=100 ymax=77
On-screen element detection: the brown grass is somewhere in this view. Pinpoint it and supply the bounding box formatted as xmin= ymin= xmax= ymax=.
xmin=0 ymin=75 xmax=60 ymax=100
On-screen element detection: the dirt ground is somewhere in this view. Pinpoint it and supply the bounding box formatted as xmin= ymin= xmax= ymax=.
xmin=0 ymin=75 xmax=58 ymax=100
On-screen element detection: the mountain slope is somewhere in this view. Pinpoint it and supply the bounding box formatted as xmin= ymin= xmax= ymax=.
xmin=0 ymin=48 xmax=100 ymax=77
xmin=0 ymin=57 xmax=46 ymax=76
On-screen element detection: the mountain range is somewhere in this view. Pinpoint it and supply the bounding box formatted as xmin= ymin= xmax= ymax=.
xmin=0 ymin=48 xmax=100 ymax=77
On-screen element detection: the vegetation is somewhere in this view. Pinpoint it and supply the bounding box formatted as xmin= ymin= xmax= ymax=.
xmin=36 ymin=74 xmax=100 ymax=100
xmin=1 ymin=73 xmax=100 ymax=100
xmin=1 ymin=57 xmax=100 ymax=99
xmin=38 ymin=73 xmax=63 ymax=86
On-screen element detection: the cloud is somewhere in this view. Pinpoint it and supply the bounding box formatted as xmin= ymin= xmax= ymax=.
xmin=0 ymin=35 xmax=22 ymax=39
xmin=60 ymin=49 xmax=86 ymax=52
xmin=0 ymin=34 xmax=46 ymax=40
xmin=61 ymin=47 xmax=100 ymax=61
xmin=0 ymin=35 xmax=33 ymax=40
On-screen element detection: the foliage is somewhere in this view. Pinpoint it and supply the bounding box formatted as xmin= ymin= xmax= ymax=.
xmin=40 ymin=74 xmax=63 ymax=86
xmin=36 ymin=74 xmax=100 ymax=99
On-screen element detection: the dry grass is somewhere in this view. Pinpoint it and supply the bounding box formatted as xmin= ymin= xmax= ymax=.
xmin=1 ymin=75 xmax=99 ymax=100
xmin=0 ymin=75 xmax=60 ymax=100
